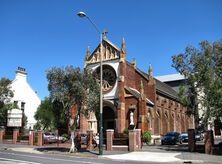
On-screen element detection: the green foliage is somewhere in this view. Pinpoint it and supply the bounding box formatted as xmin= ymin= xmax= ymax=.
xmin=0 ymin=105 xmax=9 ymax=127
xmin=0 ymin=78 xmax=14 ymax=127
xmin=172 ymin=40 xmax=222 ymax=127
xmin=143 ymin=131 xmax=152 ymax=145
xmin=46 ymin=66 xmax=100 ymax=130
xmin=34 ymin=97 xmax=69 ymax=132
xmin=123 ymin=128 xmax=129 ymax=135
xmin=34 ymin=97 xmax=55 ymax=130
xmin=52 ymin=100 xmax=69 ymax=131
xmin=62 ymin=133 xmax=69 ymax=140
xmin=0 ymin=78 xmax=14 ymax=105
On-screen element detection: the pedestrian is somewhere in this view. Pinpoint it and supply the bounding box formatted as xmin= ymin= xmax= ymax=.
xmin=94 ymin=133 xmax=99 ymax=149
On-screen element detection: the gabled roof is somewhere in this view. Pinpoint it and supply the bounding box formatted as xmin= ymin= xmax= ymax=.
xmin=155 ymin=78 xmax=178 ymax=100
xmin=127 ymin=62 xmax=179 ymax=101
xmin=103 ymin=37 xmax=120 ymax=51
xmin=125 ymin=86 xmax=154 ymax=106
xmin=86 ymin=37 xmax=120 ymax=64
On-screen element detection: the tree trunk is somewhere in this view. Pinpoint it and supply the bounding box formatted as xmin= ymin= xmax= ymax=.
xmin=69 ymin=131 xmax=76 ymax=153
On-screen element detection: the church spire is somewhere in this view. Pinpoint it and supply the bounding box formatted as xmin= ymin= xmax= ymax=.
xmin=85 ymin=46 xmax=90 ymax=61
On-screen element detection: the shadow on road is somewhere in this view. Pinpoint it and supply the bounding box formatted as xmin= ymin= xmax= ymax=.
xmin=36 ymin=146 xmax=100 ymax=156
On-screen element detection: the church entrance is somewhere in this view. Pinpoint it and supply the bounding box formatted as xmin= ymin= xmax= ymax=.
xmin=103 ymin=106 xmax=115 ymax=133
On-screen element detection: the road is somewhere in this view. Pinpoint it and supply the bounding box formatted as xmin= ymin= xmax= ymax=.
xmin=0 ymin=137 xmax=221 ymax=164
xmin=0 ymin=149 xmax=152 ymax=164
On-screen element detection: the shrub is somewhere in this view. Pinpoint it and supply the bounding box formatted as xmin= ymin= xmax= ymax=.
xmin=143 ymin=131 xmax=152 ymax=145
xmin=62 ymin=133 xmax=69 ymax=140
xmin=123 ymin=128 xmax=129 ymax=135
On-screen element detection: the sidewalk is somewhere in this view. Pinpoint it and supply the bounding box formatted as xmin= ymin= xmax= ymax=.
xmin=102 ymin=145 xmax=222 ymax=163
xmin=1 ymin=143 xmax=222 ymax=163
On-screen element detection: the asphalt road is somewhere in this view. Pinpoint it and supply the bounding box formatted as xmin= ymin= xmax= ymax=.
xmin=0 ymin=137 xmax=221 ymax=164
xmin=0 ymin=149 xmax=152 ymax=164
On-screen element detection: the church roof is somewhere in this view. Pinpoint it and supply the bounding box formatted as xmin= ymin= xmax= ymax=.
xmin=86 ymin=38 xmax=179 ymax=101
xmin=103 ymin=37 xmax=120 ymax=51
xmin=125 ymin=86 xmax=154 ymax=106
xmin=131 ymin=65 xmax=179 ymax=101
xmin=155 ymin=78 xmax=178 ymax=100
xmin=86 ymin=37 xmax=120 ymax=64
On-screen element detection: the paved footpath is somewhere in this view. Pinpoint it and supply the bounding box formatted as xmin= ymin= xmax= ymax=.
xmin=102 ymin=145 xmax=222 ymax=164
xmin=1 ymin=143 xmax=222 ymax=163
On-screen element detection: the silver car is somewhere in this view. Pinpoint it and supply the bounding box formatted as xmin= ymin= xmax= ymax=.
xmin=43 ymin=132 xmax=57 ymax=144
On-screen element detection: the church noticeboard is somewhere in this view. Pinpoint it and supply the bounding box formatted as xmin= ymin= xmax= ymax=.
xmin=7 ymin=109 xmax=22 ymax=127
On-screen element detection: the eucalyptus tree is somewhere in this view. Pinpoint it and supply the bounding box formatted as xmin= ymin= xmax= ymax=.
xmin=46 ymin=66 xmax=99 ymax=152
xmin=172 ymin=40 xmax=222 ymax=129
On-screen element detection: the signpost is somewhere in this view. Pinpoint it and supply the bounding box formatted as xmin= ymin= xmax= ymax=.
xmin=7 ymin=109 xmax=22 ymax=127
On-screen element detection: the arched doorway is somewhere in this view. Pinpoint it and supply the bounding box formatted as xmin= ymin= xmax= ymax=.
xmin=103 ymin=106 xmax=115 ymax=132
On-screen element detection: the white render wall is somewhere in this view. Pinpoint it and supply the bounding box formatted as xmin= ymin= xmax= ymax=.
xmin=10 ymin=69 xmax=41 ymax=129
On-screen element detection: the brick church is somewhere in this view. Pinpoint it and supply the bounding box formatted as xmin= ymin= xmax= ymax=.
xmin=73 ymin=37 xmax=193 ymax=136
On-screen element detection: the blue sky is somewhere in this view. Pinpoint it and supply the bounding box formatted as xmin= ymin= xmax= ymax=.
xmin=0 ymin=0 xmax=222 ymax=100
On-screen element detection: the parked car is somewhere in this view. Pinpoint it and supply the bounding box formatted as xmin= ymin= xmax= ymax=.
xmin=55 ymin=135 xmax=67 ymax=143
xmin=80 ymin=133 xmax=87 ymax=145
xmin=43 ymin=132 xmax=57 ymax=144
xmin=179 ymin=132 xmax=188 ymax=144
xmin=161 ymin=132 xmax=180 ymax=145
xmin=195 ymin=131 xmax=204 ymax=141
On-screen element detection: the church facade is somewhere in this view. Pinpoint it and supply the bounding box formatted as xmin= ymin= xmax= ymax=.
xmin=77 ymin=37 xmax=193 ymax=136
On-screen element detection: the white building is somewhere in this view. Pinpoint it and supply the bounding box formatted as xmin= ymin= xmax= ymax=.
xmin=10 ymin=67 xmax=41 ymax=129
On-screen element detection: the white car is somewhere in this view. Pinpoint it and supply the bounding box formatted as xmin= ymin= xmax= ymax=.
xmin=43 ymin=132 xmax=57 ymax=144
xmin=55 ymin=135 xmax=67 ymax=143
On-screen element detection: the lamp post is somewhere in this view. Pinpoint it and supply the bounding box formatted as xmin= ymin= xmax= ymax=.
xmin=77 ymin=11 xmax=103 ymax=155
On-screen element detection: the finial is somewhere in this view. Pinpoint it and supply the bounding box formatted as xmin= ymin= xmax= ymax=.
xmin=121 ymin=37 xmax=126 ymax=53
xmin=85 ymin=46 xmax=90 ymax=61
xmin=132 ymin=58 xmax=136 ymax=68
xmin=148 ymin=64 xmax=153 ymax=77
xmin=102 ymin=29 xmax=108 ymax=39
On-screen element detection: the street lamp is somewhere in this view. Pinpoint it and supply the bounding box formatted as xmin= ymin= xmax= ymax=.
xmin=77 ymin=11 xmax=104 ymax=155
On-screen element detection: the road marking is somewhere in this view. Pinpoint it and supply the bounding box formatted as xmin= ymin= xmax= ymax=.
xmin=0 ymin=152 xmax=103 ymax=164
xmin=0 ymin=157 xmax=41 ymax=164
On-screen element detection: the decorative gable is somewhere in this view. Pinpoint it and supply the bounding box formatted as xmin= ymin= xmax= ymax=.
xmin=85 ymin=38 xmax=120 ymax=64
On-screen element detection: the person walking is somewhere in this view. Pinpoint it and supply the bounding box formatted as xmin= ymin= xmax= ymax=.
xmin=94 ymin=133 xmax=99 ymax=149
